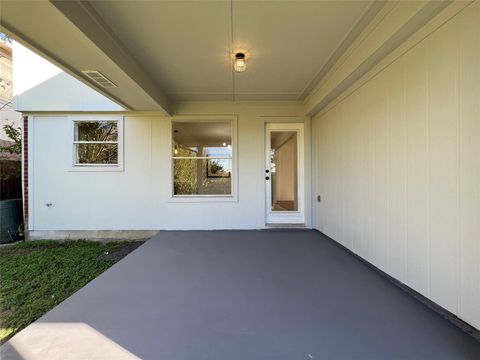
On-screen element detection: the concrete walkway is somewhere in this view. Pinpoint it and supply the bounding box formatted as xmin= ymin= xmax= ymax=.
xmin=1 ymin=230 xmax=479 ymax=359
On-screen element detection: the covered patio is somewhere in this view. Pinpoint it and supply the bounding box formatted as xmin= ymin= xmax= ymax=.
xmin=2 ymin=230 xmax=479 ymax=359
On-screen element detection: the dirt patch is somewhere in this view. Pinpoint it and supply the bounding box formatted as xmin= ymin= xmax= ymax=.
xmin=0 ymin=242 xmax=69 ymax=256
xmin=100 ymin=242 xmax=144 ymax=262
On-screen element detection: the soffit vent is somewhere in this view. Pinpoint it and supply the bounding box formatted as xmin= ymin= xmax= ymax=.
xmin=81 ymin=70 xmax=117 ymax=88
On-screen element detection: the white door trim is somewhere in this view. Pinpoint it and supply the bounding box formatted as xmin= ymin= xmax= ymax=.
xmin=265 ymin=123 xmax=305 ymax=225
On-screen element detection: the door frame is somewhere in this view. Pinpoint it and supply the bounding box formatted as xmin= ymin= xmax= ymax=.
xmin=265 ymin=122 xmax=305 ymax=225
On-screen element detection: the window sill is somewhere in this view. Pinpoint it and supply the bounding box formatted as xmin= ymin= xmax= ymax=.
xmin=168 ymin=195 xmax=238 ymax=203
xmin=68 ymin=165 xmax=124 ymax=172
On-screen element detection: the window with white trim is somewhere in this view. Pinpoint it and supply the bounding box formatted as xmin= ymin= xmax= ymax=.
xmin=73 ymin=120 xmax=119 ymax=166
xmin=172 ymin=120 xmax=233 ymax=196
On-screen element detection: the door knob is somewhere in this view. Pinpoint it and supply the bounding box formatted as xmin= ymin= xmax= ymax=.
xmin=266 ymin=176 xmax=270 ymax=180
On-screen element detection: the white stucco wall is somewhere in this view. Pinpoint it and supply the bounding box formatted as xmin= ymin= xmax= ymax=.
xmin=13 ymin=42 xmax=123 ymax=112
xmin=28 ymin=101 xmax=311 ymax=231
xmin=312 ymin=2 xmax=480 ymax=330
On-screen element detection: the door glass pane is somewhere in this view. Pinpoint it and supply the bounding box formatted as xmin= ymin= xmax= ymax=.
xmin=270 ymin=131 xmax=298 ymax=211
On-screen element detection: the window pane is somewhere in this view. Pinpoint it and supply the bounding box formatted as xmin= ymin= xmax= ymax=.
xmin=173 ymin=158 xmax=232 ymax=195
xmin=270 ymin=131 xmax=298 ymax=211
xmin=173 ymin=122 xmax=232 ymax=157
xmin=75 ymin=121 xmax=118 ymax=142
xmin=75 ymin=143 xmax=118 ymax=164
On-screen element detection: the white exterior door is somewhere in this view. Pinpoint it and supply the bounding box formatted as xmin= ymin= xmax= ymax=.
xmin=265 ymin=123 xmax=305 ymax=224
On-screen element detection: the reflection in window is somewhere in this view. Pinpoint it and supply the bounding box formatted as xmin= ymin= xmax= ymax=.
xmin=74 ymin=121 xmax=118 ymax=165
xmin=172 ymin=121 xmax=232 ymax=195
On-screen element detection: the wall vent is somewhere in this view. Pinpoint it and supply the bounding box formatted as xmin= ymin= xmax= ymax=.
xmin=81 ymin=70 xmax=117 ymax=88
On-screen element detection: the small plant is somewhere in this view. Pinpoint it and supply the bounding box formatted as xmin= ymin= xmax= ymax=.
xmin=0 ymin=124 xmax=22 ymax=155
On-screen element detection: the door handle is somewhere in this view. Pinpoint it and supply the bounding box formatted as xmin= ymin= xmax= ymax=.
xmin=266 ymin=176 xmax=270 ymax=180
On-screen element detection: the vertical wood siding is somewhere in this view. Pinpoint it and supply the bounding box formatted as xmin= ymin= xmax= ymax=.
xmin=313 ymin=2 xmax=480 ymax=329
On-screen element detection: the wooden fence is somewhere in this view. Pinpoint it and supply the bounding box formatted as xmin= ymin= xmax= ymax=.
xmin=0 ymin=160 xmax=22 ymax=200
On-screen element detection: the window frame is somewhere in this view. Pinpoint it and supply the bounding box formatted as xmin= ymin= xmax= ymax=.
xmin=169 ymin=116 xmax=238 ymax=202
xmin=69 ymin=115 xmax=124 ymax=172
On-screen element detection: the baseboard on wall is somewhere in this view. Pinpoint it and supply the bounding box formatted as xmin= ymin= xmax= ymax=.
xmin=27 ymin=230 xmax=159 ymax=242
xmin=315 ymin=230 xmax=480 ymax=343
xmin=265 ymin=223 xmax=307 ymax=229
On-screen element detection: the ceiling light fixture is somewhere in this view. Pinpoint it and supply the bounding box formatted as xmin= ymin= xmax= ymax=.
xmin=233 ymin=53 xmax=246 ymax=73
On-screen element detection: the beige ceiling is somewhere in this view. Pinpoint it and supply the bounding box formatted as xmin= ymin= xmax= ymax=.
xmin=173 ymin=121 xmax=231 ymax=147
xmin=90 ymin=0 xmax=372 ymax=101
xmin=0 ymin=0 xmax=379 ymax=112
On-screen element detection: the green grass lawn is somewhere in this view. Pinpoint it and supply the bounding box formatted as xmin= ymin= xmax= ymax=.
xmin=0 ymin=240 xmax=143 ymax=343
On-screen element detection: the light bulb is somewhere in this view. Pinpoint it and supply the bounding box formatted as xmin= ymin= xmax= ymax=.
xmin=234 ymin=53 xmax=246 ymax=73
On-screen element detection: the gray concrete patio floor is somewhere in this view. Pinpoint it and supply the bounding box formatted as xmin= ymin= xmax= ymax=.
xmin=1 ymin=230 xmax=480 ymax=359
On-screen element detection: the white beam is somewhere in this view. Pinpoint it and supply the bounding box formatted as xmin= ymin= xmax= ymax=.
xmin=50 ymin=0 xmax=172 ymax=115
xmin=303 ymin=0 xmax=453 ymax=117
